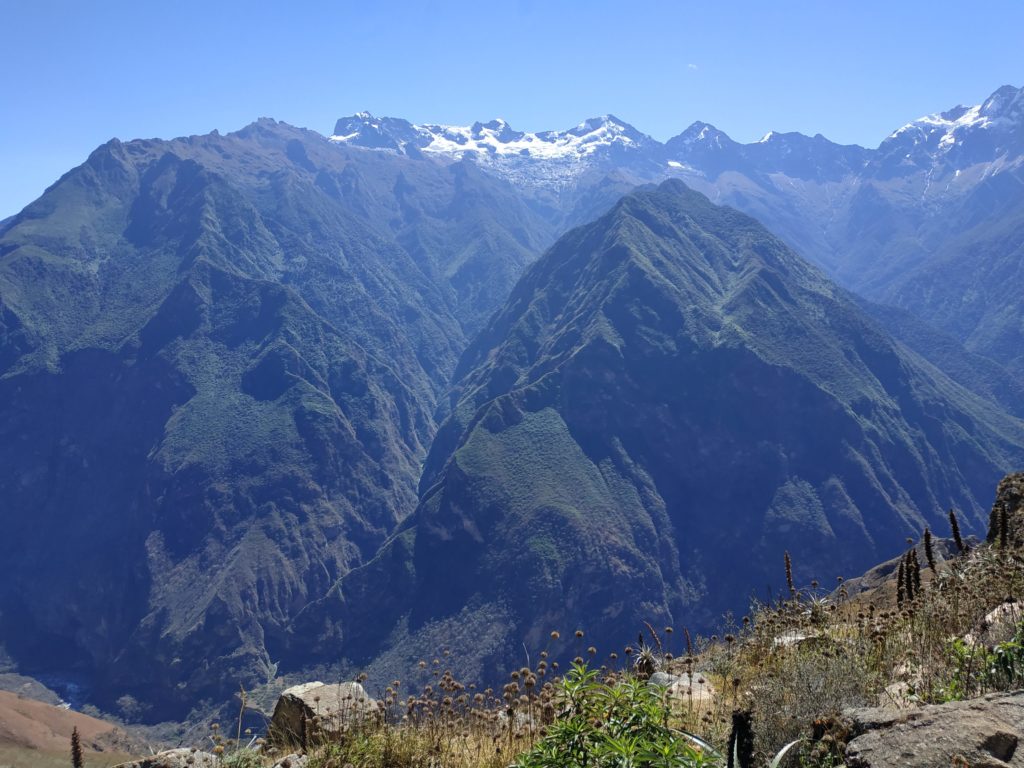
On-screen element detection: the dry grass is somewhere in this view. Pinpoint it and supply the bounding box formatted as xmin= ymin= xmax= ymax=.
xmin=237 ymin=638 xmax=728 ymax=767
xmin=198 ymin=530 xmax=1024 ymax=768
xmin=115 ymin=502 xmax=1024 ymax=768
xmin=708 ymin=533 xmax=1024 ymax=762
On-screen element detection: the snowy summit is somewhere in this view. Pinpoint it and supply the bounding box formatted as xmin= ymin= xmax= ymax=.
xmin=329 ymin=112 xmax=656 ymax=187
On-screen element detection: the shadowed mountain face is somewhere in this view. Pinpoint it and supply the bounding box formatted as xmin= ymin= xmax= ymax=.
xmin=650 ymin=85 xmax=1024 ymax=378
xmin=0 ymin=120 xmax=559 ymax=719
xmin=306 ymin=181 xmax=1024 ymax=682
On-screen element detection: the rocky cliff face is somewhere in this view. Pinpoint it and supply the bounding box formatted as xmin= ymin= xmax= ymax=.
xmin=990 ymin=472 xmax=1024 ymax=546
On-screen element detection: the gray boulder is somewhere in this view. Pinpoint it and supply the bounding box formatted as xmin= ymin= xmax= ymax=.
xmin=271 ymin=755 xmax=309 ymax=768
xmin=647 ymin=671 xmax=715 ymax=704
xmin=964 ymin=601 xmax=1023 ymax=647
xmin=844 ymin=690 xmax=1024 ymax=767
xmin=269 ymin=681 xmax=378 ymax=746
xmin=648 ymin=672 xmax=677 ymax=688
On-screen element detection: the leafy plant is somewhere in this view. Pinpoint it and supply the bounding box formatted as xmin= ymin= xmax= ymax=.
xmin=941 ymin=620 xmax=1024 ymax=700
xmin=514 ymin=662 xmax=718 ymax=768
xmin=989 ymin=627 xmax=1024 ymax=689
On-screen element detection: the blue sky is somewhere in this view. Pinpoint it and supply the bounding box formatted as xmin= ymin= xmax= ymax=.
xmin=2 ymin=0 xmax=1022 ymax=218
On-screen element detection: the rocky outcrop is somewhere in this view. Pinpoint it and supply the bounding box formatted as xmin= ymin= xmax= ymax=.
xmin=992 ymin=472 xmax=1024 ymax=546
xmin=838 ymin=536 xmax=963 ymax=601
xmin=648 ymin=672 xmax=715 ymax=705
xmin=113 ymin=749 xmax=218 ymax=768
xmin=844 ymin=691 xmax=1024 ymax=767
xmin=965 ymin=601 xmax=1024 ymax=647
xmin=269 ymin=681 xmax=379 ymax=747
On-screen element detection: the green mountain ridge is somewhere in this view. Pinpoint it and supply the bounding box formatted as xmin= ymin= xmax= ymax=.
xmin=304 ymin=180 xmax=1024 ymax=684
xmin=333 ymin=85 xmax=1024 ymax=379
xmin=0 ymin=120 xmax=561 ymax=719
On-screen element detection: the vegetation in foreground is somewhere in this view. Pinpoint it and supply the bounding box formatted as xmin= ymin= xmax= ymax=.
xmin=167 ymin=499 xmax=1024 ymax=768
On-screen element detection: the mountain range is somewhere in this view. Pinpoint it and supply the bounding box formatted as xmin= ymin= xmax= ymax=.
xmin=0 ymin=120 xmax=551 ymax=717
xmin=0 ymin=85 xmax=1021 ymax=722
xmin=334 ymin=84 xmax=1024 ymax=376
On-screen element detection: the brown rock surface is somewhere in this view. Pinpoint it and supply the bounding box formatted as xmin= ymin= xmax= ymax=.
xmin=844 ymin=690 xmax=1024 ymax=767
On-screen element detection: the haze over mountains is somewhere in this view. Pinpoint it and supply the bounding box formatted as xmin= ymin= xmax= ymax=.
xmin=0 ymin=84 xmax=1022 ymax=722
xmin=334 ymin=84 xmax=1024 ymax=375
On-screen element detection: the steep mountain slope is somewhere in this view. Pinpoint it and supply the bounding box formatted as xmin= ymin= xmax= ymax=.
xmin=0 ymin=690 xmax=134 ymax=767
xmin=0 ymin=120 xmax=556 ymax=720
xmin=305 ymin=181 xmax=1024 ymax=682
xmin=334 ymin=84 xmax=1024 ymax=376
xmin=665 ymin=85 xmax=1024 ymax=375
xmin=853 ymin=297 xmax=1024 ymax=421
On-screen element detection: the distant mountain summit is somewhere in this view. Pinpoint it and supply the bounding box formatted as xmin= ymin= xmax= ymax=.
xmin=331 ymin=112 xmax=659 ymax=188
xmin=330 ymin=85 xmax=1024 ymax=375
xmin=875 ymin=84 xmax=1024 ymax=172
xmin=665 ymin=122 xmax=871 ymax=181
xmin=331 ymin=112 xmax=654 ymax=159
xmin=333 ymin=84 xmax=1024 ymax=188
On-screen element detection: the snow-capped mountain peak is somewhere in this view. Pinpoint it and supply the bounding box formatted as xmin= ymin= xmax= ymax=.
xmin=980 ymin=84 xmax=1024 ymax=120
xmin=332 ymin=113 xmax=650 ymax=157
xmin=663 ymin=122 xmax=737 ymax=159
xmin=329 ymin=85 xmax=1023 ymax=190
xmin=330 ymin=113 xmax=422 ymax=150
xmin=329 ymin=113 xmax=656 ymax=187
xmin=886 ymin=103 xmax=990 ymax=147
xmin=882 ymin=84 xmax=1023 ymax=161
xmin=468 ymin=118 xmax=522 ymax=143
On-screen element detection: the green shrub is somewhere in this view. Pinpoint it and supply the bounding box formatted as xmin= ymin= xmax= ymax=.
xmin=220 ymin=748 xmax=264 ymax=768
xmin=941 ymin=620 xmax=1024 ymax=701
xmin=513 ymin=663 xmax=719 ymax=768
